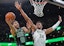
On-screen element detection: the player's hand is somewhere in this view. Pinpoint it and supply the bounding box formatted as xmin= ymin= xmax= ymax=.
xmin=58 ymin=15 xmax=62 ymax=22
xmin=26 ymin=22 xmax=31 ymax=29
xmin=15 ymin=1 xmax=21 ymax=10
xmin=5 ymin=19 xmax=14 ymax=24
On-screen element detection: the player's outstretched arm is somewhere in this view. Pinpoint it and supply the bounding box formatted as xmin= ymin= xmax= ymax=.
xmin=15 ymin=1 xmax=36 ymax=32
xmin=45 ymin=15 xmax=62 ymax=35
xmin=5 ymin=19 xmax=16 ymax=36
xmin=15 ymin=1 xmax=32 ymax=23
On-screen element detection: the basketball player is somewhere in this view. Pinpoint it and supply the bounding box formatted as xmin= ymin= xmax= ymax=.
xmin=5 ymin=12 xmax=30 ymax=46
xmin=15 ymin=1 xmax=62 ymax=46
xmin=29 ymin=0 xmax=48 ymax=17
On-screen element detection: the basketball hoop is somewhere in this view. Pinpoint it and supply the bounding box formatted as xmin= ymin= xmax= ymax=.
xmin=29 ymin=0 xmax=47 ymax=17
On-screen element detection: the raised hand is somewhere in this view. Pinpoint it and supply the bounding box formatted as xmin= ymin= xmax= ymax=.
xmin=5 ymin=19 xmax=14 ymax=24
xmin=58 ymin=15 xmax=62 ymax=22
xmin=15 ymin=1 xmax=21 ymax=10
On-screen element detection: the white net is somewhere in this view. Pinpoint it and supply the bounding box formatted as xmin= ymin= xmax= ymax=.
xmin=30 ymin=0 xmax=47 ymax=17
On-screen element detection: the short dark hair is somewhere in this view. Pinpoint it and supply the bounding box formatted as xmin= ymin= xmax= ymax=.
xmin=36 ymin=21 xmax=43 ymax=25
xmin=36 ymin=21 xmax=42 ymax=23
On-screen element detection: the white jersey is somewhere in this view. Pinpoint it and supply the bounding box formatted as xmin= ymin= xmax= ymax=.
xmin=33 ymin=29 xmax=46 ymax=46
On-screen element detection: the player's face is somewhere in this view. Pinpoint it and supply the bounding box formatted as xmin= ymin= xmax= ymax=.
xmin=36 ymin=22 xmax=43 ymax=29
xmin=13 ymin=21 xmax=20 ymax=29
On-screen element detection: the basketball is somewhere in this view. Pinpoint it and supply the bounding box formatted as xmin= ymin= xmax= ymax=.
xmin=5 ymin=12 xmax=16 ymax=21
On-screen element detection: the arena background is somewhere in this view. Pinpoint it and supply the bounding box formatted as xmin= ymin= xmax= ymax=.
xmin=0 ymin=0 xmax=64 ymax=46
